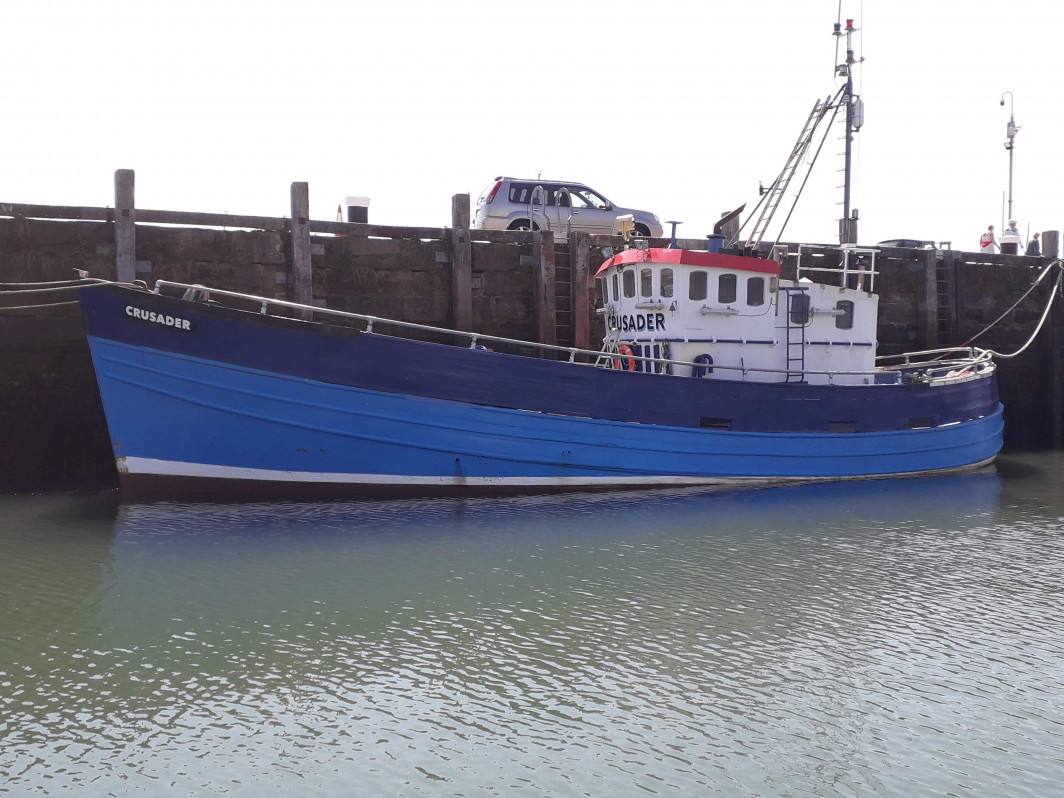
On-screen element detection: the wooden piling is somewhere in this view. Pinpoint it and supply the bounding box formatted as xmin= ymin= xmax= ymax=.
xmin=290 ymin=182 xmax=312 ymax=304
xmin=569 ymin=231 xmax=591 ymax=351
xmin=532 ymin=230 xmax=556 ymax=347
xmin=918 ymin=248 xmax=939 ymax=349
xmin=1043 ymin=230 xmax=1060 ymax=260
xmin=114 ymin=169 xmax=136 ymax=283
xmin=450 ymin=194 xmax=472 ymax=331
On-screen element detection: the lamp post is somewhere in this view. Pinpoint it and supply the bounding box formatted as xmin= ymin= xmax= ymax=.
xmin=1000 ymin=91 xmax=1019 ymax=221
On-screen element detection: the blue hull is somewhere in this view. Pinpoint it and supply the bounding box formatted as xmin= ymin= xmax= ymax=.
xmin=79 ymin=286 xmax=1003 ymax=500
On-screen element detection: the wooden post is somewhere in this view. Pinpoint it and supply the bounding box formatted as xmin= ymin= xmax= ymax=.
xmin=114 ymin=169 xmax=136 ymax=283
xmin=569 ymin=231 xmax=591 ymax=351
xmin=1043 ymin=230 xmax=1060 ymax=260
xmin=532 ymin=230 xmax=556 ymax=347
xmin=918 ymin=248 xmax=938 ymax=349
xmin=954 ymin=253 xmax=967 ymax=345
xmin=451 ymin=194 xmax=472 ymax=331
xmin=290 ymin=182 xmax=312 ymax=305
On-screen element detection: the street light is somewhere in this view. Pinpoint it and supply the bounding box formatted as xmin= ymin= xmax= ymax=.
xmin=1000 ymin=91 xmax=1019 ymax=221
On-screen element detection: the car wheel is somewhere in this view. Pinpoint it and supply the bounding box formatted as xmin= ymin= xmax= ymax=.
xmin=632 ymin=224 xmax=651 ymax=237
xmin=508 ymin=220 xmax=540 ymax=232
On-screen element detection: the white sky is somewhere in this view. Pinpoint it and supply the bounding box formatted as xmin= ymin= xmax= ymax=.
xmin=5 ymin=1 xmax=1062 ymax=251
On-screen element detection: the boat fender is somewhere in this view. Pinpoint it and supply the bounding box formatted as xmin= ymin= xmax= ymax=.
xmin=693 ymin=353 xmax=714 ymax=378
xmin=614 ymin=343 xmax=637 ymax=372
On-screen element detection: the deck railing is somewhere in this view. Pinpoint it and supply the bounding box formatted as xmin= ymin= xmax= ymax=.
xmin=795 ymin=244 xmax=880 ymax=292
xmin=152 ymin=280 xmax=995 ymax=387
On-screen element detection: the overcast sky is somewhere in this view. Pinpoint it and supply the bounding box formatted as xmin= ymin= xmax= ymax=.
xmin=4 ymin=1 xmax=1062 ymax=251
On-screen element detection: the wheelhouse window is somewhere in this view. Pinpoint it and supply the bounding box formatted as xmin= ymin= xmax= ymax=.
xmin=789 ymin=293 xmax=811 ymax=324
xmin=689 ymin=271 xmax=708 ymax=301
xmin=611 ymin=273 xmax=619 ymax=303
xmin=835 ymin=300 xmax=855 ymax=329
xmin=747 ymin=276 xmax=765 ymax=306
xmin=640 ymin=267 xmax=653 ymax=298
xmin=599 ymin=278 xmax=607 ymax=305
xmin=718 ymin=274 xmax=737 ymax=304
xmin=623 ymin=269 xmax=636 ymax=298
xmin=661 ymin=268 xmax=674 ymax=298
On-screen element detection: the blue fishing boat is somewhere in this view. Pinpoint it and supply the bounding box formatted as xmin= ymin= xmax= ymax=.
xmin=76 ymin=240 xmax=1002 ymax=501
xmin=75 ymin=18 xmax=1001 ymax=501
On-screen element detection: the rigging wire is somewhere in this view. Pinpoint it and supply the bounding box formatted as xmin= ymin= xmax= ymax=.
xmin=728 ymin=183 xmax=771 ymax=247
xmin=773 ymin=87 xmax=846 ymax=248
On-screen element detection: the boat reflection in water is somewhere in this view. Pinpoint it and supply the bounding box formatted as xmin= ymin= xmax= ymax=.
xmin=14 ymin=466 xmax=1064 ymax=798
xmin=100 ymin=472 xmax=1005 ymax=648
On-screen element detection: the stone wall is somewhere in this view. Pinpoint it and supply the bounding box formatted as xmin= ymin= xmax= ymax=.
xmin=1 ymin=211 xmax=1061 ymax=491
xmin=0 ymin=218 xmax=546 ymax=345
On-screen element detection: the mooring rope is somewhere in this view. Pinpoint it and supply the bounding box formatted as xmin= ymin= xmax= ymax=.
xmin=0 ymin=279 xmax=140 ymax=312
xmin=0 ymin=278 xmax=110 ymax=289
xmin=955 ymin=259 xmax=1063 ymax=359
xmin=0 ymin=300 xmax=81 ymax=311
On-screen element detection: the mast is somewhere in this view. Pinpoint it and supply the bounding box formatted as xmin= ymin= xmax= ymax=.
xmin=834 ymin=18 xmax=859 ymax=244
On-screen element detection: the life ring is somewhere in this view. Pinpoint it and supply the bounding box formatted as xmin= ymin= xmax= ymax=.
xmin=614 ymin=343 xmax=636 ymax=372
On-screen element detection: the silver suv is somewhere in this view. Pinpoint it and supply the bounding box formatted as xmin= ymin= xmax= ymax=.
xmin=472 ymin=177 xmax=662 ymax=238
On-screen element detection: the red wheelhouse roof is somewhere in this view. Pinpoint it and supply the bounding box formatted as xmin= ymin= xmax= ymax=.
xmin=595 ymin=247 xmax=781 ymax=277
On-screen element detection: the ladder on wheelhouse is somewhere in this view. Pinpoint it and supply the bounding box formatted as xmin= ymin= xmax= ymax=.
xmin=779 ymin=286 xmax=809 ymax=382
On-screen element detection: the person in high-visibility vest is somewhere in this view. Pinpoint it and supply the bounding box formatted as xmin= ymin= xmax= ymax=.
xmin=979 ymin=225 xmax=997 ymax=253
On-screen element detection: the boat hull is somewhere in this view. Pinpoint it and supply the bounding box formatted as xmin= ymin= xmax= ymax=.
xmin=78 ymin=285 xmax=1000 ymax=500
xmin=80 ymin=286 xmax=1004 ymax=501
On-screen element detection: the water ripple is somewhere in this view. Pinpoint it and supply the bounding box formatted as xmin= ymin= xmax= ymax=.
xmin=2 ymin=459 xmax=1064 ymax=795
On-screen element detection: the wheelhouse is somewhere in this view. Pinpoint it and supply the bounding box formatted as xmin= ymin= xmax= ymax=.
xmin=596 ymin=248 xmax=879 ymax=385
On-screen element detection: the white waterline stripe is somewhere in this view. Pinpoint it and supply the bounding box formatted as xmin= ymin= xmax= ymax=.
xmin=118 ymin=456 xmax=995 ymax=486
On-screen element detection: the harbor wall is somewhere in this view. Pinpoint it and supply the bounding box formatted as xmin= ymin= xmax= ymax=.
xmin=1 ymin=176 xmax=1061 ymax=491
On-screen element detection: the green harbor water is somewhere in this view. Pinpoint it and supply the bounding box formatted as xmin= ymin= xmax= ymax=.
xmin=2 ymin=453 xmax=1064 ymax=796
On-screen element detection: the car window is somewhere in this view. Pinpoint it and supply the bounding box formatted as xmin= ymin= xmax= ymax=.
xmin=573 ymin=188 xmax=609 ymax=210
xmin=568 ymin=192 xmax=592 ymax=209
xmin=508 ymin=182 xmax=550 ymax=206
